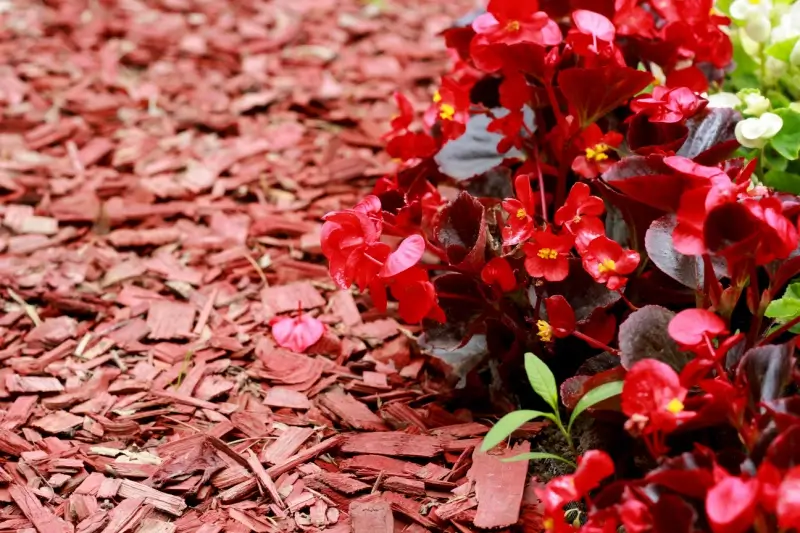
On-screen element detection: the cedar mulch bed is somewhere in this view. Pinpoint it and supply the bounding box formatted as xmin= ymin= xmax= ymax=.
xmin=0 ymin=0 xmax=549 ymax=532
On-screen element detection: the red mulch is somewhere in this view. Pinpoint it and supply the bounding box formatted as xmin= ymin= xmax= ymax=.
xmin=0 ymin=1 xmax=548 ymax=532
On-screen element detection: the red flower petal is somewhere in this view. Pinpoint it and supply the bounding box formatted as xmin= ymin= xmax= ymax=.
xmin=668 ymin=309 xmax=727 ymax=348
xmin=572 ymin=9 xmax=615 ymax=41
xmin=573 ymin=450 xmax=614 ymax=494
xmin=706 ymin=477 xmax=758 ymax=533
xmin=271 ymin=314 xmax=325 ymax=353
xmin=543 ymin=295 xmax=575 ymax=337
xmin=778 ymin=467 xmax=800 ymax=530
xmin=381 ymin=234 xmax=425 ymax=278
xmin=481 ymin=257 xmax=517 ymax=292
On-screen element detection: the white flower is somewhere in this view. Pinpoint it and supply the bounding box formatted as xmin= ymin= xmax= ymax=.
xmin=791 ymin=39 xmax=800 ymax=66
xmin=746 ymin=13 xmax=772 ymax=42
xmin=707 ymin=92 xmax=742 ymax=109
xmin=740 ymin=91 xmax=771 ymax=116
xmin=765 ymin=56 xmax=788 ymax=82
xmin=730 ymin=0 xmax=772 ymax=20
xmin=772 ymin=1 xmax=800 ymax=42
xmin=735 ymin=112 xmax=783 ymax=149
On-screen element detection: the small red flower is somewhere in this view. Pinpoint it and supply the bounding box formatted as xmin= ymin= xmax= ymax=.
xmin=389 ymin=92 xmax=414 ymax=134
xmin=271 ymin=313 xmax=325 ymax=353
xmin=423 ymin=78 xmax=471 ymax=141
xmin=571 ymin=124 xmax=623 ymax=179
xmin=523 ymin=227 xmax=573 ymax=282
xmin=555 ymin=182 xmax=606 ymax=253
xmin=566 ymin=10 xmax=625 ymax=66
xmin=389 ymin=267 xmax=445 ymax=324
xmin=386 ymin=132 xmax=437 ymax=161
xmin=538 ymin=295 xmax=576 ymax=342
xmin=481 ymin=257 xmax=517 ymax=292
xmin=581 ymin=236 xmax=639 ymax=290
xmin=502 ymin=174 xmax=537 ymax=246
xmin=706 ymin=476 xmax=758 ymax=533
xmin=622 ymin=359 xmax=692 ymax=437
xmin=630 ymin=86 xmax=708 ymax=124
xmin=471 ymin=0 xmax=562 ymax=48
xmin=668 ymin=309 xmax=727 ymax=350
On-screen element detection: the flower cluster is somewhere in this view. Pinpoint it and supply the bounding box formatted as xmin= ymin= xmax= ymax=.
xmin=317 ymin=0 xmax=800 ymax=531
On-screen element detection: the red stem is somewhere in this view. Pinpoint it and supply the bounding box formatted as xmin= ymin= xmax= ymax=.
xmin=532 ymin=144 xmax=548 ymax=221
xmin=572 ymin=330 xmax=621 ymax=356
xmin=759 ymin=314 xmax=800 ymax=345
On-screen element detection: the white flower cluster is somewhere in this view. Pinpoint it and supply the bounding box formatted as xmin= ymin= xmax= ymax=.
xmin=729 ymin=0 xmax=800 ymax=73
xmin=706 ymin=88 xmax=785 ymax=148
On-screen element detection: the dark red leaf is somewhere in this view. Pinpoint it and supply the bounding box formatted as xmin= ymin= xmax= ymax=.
xmin=558 ymin=66 xmax=653 ymax=126
xmin=433 ymin=191 xmax=488 ymax=273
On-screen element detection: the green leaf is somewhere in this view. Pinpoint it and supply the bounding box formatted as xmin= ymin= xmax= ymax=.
xmin=764 ymin=170 xmax=800 ymax=195
xmin=502 ymin=452 xmax=576 ymax=467
xmin=770 ymin=109 xmax=800 ymax=161
xmin=524 ymin=352 xmax=559 ymax=411
xmin=766 ymin=37 xmax=800 ymax=63
xmin=764 ymin=146 xmax=789 ymax=172
xmin=567 ymin=381 xmax=624 ymax=433
xmin=765 ymin=281 xmax=800 ymax=318
xmin=480 ymin=410 xmax=555 ymax=452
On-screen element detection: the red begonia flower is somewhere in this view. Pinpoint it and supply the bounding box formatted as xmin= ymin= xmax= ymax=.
xmin=523 ymin=227 xmax=574 ymax=282
xmin=321 ymin=196 xmax=386 ymax=290
xmin=481 ymin=257 xmax=517 ymax=292
xmin=571 ymin=124 xmax=623 ymax=179
xmin=502 ymin=174 xmax=537 ymax=246
xmin=471 ymin=0 xmax=562 ymax=48
xmin=271 ymin=313 xmax=325 ymax=353
xmin=386 ymin=132 xmax=437 ymax=161
xmin=555 ymin=182 xmax=605 ymax=234
xmin=745 ymin=196 xmax=799 ymax=266
xmin=566 ymin=10 xmax=625 ymax=66
xmin=573 ymin=449 xmax=615 ymax=494
xmin=389 ymin=267 xmax=445 ymax=324
xmin=619 ymin=498 xmax=653 ymax=533
xmin=706 ymin=476 xmax=758 ymax=533
xmin=581 ymin=236 xmax=640 ymax=290
xmin=622 ymin=359 xmax=692 ymax=436
xmin=423 ymin=77 xmax=471 ymax=141
xmin=668 ymin=309 xmax=727 ymax=349
xmin=630 ymin=86 xmax=708 ymax=124
xmin=541 ymin=295 xmax=575 ymax=341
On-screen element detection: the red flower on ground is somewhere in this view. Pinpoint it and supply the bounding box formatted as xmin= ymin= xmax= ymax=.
xmin=523 ymin=227 xmax=573 ymax=282
xmin=622 ymin=359 xmax=692 ymax=437
xmin=668 ymin=309 xmax=727 ymax=350
xmin=630 ymin=86 xmax=708 ymax=124
xmin=706 ymin=475 xmax=758 ymax=533
xmin=502 ymin=174 xmax=537 ymax=246
xmin=581 ymin=236 xmax=639 ymax=290
xmin=537 ymin=295 xmax=576 ymax=342
xmin=321 ymin=197 xmax=425 ymax=291
xmin=481 ymin=257 xmax=517 ymax=292
xmin=471 ymin=0 xmax=562 ymax=48
xmin=271 ymin=313 xmax=325 ymax=353
xmin=571 ymin=124 xmax=624 ymax=179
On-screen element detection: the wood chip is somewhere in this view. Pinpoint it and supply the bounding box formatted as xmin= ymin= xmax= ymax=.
xmin=341 ymin=433 xmax=443 ymax=458
xmin=349 ymin=499 xmax=394 ymax=533
xmin=9 ymin=484 xmax=73 ymax=533
xmin=470 ymin=443 xmax=531 ymax=529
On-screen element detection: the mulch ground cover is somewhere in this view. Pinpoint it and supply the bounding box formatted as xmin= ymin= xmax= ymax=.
xmin=0 ymin=0 xmax=549 ymax=532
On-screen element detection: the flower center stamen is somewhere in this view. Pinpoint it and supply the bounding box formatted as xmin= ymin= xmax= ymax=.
xmin=439 ymin=103 xmax=455 ymax=121
xmin=536 ymin=320 xmax=553 ymax=342
xmin=537 ymin=248 xmax=559 ymax=260
xmin=585 ymin=143 xmax=610 ymax=162
xmin=667 ymin=398 xmax=685 ymax=413
xmin=597 ymin=258 xmax=616 ymax=273
xmin=506 ymin=20 xmax=521 ymax=32
xmin=516 ymin=208 xmax=527 ymax=219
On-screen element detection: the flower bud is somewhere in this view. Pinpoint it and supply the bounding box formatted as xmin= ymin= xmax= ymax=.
xmin=739 ymin=90 xmax=770 ymax=116
xmin=707 ymin=92 xmax=742 ymax=109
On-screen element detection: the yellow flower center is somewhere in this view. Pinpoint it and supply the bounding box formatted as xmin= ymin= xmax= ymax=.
xmin=597 ymin=258 xmax=616 ymax=274
xmin=585 ymin=143 xmax=610 ymax=162
xmin=433 ymin=91 xmax=442 ymax=103
xmin=506 ymin=20 xmax=521 ymax=32
xmin=544 ymin=518 xmax=554 ymax=532
xmin=748 ymin=0 xmax=760 ymax=4
xmin=439 ymin=103 xmax=455 ymax=121
xmin=536 ymin=320 xmax=553 ymax=342
xmin=516 ymin=208 xmax=527 ymax=220
xmin=667 ymin=398 xmax=685 ymax=414
xmin=537 ymin=248 xmax=559 ymax=260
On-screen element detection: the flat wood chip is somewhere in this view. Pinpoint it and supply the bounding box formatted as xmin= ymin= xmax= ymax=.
xmin=470 ymin=443 xmax=531 ymax=529
xmin=349 ymin=499 xmax=394 ymax=533
xmin=341 ymin=433 xmax=443 ymax=458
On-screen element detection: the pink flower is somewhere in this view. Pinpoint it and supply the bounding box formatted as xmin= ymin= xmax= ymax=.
xmin=271 ymin=313 xmax=325 ymax=353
